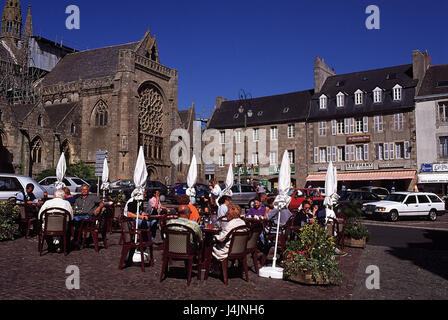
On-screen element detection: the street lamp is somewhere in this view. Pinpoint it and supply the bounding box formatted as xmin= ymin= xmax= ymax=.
xmin=238 ymin=89 xmax=253 ymax=185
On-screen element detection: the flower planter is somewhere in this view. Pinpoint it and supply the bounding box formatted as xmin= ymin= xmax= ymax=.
xmin=344 ymin=237 xmax=366 ymax=248
xmin=288 ymin=271 xmax=329 ymax=285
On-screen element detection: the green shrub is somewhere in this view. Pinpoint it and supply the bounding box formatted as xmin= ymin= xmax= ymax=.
xmin=37 ymin=161 xmax=95 ymax=181
xmin=283 ymin=223 xmax=342 ymax=285
xmin=0 ymin=201 xmax=19 ymax=241
xmin=345 ymin=218 xmax=370 ymax=241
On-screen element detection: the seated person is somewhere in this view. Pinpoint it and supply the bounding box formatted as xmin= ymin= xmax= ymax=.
xmin=166 ymin=205 xmax=202 ymax=248
xmin=246 ymin=198 xmax=266 ymax=217
xmin=125 ymin=196 xmax=152 ymax=242
xmin=212 ymin=205 xmax=247 ymax=261
xmin=217 ymin=195 xmax=231 ymax=221
xmin=261 ymin=204 xmax=293 ymax=245
xmin=177 ymin=195 xmax=200 ymax=224
xmin=264 ymin=198 xmax=275 ymax=217
xmin=41 ymin=192 xmax=50 ymax=204
xmin=73 ymin=185 xmax=104 ymax=221
xmin=148 ymin=190 xmax=168 ymax=215
xmin=293 ymin=201 xmax=316 ymax=227
xmin=38 ymin=189 xmax=74 ymax=253
xmin=63 ymin=187 xmax=76 ymax=205
xmin=314 ymin=204 xmax=327 ymax=227
xmin=16 ymin=183 xmax=39 ymax=205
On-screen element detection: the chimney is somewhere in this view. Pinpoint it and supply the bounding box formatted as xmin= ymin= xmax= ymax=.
xmin=314 ymin=57 xmax=336 ymax=93
xmin=215 ymin=97 xmax=227 ymax=109
xmin=413 ymin=50 xmax=431 ymax=93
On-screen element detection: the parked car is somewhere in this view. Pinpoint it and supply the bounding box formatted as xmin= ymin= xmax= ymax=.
xmin=362 ymin=192 xmax=446 ymax=222
xmin=0 ymin=174 xmax=46 ymax=201
xmin=335 ymin=189 xmax=382 ymax=213
xmin=219 ymin=184 xmax=257 ymax=208
xmin=109 ymin=179 xmax=135 ymax=199
xmin=166 ymin=182 xmax=210 ymax=204
xmin=84 ymin=178 xmax=98 ymax=194
xmin=287 ymin=188 xmax=324 ymax=211
xmin=360 ymin=187 xmax=390 ymax=200
xmin=39 ymin=176 xmax=89 ymax=196
xmin=145 ymin=180 xmax=168 ymax=201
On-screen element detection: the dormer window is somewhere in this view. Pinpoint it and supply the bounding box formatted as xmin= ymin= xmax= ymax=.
xmin=354 ymin=90 xmax=363 ymax=105
xmin=393 ymin=84 xmax=402 ymax=101
xmin=373 ymin=87 xmax=382 ymax=103
xmin=336 ymin=92 xmax=345 ymax=107
xmin=319 ymin=94 xmax=327 ymax=109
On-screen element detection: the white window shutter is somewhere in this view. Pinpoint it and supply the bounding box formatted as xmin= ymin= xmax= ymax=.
xmin=344 ymin=118 xmax=349 ymax=134
xmin=389 ymin=143 xmax=395 ymax=160
xmin=404 ymin=141 xmax=410 ymax=159
xmin=363 ymin=116 xmax=369 ymax=133
xmin=364 ymin=144 xmax=369 ymax=161
xmin=314 ymin=147 xmax=318 ymax=164
xmin=350 ymin=118 xmax=355 ymax=134
xmin=332 ymin=146 xmax=337 ymax=162
xmin=326 ymin=146 xmax=331 ymax=163
xmin=384 ymin=143 xmax=389 ymax=160
xmin=331 ymin=120 xmax=336 ymax=136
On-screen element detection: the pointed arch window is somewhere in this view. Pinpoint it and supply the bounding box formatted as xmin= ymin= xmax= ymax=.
xmin=37 ymin=114 xmax=43 ymax=127
xmin=31 ymin=138 xmax=43 ymax=164
xmin=93 ymin=100 xmax=109 ymax=127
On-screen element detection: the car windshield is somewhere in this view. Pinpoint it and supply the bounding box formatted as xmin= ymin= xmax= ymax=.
xmin=385 ymin=194 xmax=407 ymax=202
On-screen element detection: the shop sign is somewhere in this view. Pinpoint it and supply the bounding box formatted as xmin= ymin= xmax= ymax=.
xmin=433 ymin=163 xmax=448 ymax=172
xmin=234 ymin=167 xmax=259 ymax=176
xmin=420 ymin=164 xmax=433 ymax=173
xmin=347 ymin=135 xmax=371 ymax=144
xmin=204 ymin=164 xmax=215 ymax=174
xmin=269 ymin=166 xmax=296 ymax=175
xmin=345 ymin=163 xmax=374 ymax=171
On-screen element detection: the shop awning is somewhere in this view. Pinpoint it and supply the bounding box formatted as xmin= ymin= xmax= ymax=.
xmin=306 ymin=170 xmax=416 ymax=182
xmin=418 ymin=173 xmax=448 ymax=184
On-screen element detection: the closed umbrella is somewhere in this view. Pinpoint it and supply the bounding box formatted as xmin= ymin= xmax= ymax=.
xmin=323 ymin=161 xmax=335 ymax=208
xmin=185 ymin=155 xmax=197 ymax=201
xmin=259 ymin=151 xmax=291 ymax=279
xmin=217 ymin=164 xmax=234 ymax=203
xmin=55 ymin=153 xmax=66 ymax=190
xmin=130 ymin=146 xmax=148 ymax=262
xmin=101 ymin=157 xmax=110 ymax=198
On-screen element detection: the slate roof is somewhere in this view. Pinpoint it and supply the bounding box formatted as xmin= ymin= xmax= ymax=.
xmin=309 ymin=64 xmax=418 ymax=121
xmin=44 ymin=102 xmax=78 ymax=127
xmin=207 ymin=90 xmax=314 ymax=130
xmin=42 ymin=42 xmax=139 ymax=86
xmin=9 ymin=104 xmax=35 ymax=122
xmin=417 ymin=64 xmax=448 ymax=97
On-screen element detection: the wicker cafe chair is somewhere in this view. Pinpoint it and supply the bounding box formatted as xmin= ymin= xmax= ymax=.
xmin=205 ymin=225 xmax=250 ymax=285
xmin=38 ymin=208 xmax=72 ymax=256
xmin=118 ymin=218 xmax=154 ymax=272
xmin=159 ymin=223 xmax=201 ymax=286
xmin=17 ymin=204 xmax=38 ymax=239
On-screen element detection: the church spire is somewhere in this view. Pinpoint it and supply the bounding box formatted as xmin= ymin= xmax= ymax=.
xmin=1 ymin=0 xmax=22 ymax=45
xmin=23 ymin=4 xmax=33 ymax=40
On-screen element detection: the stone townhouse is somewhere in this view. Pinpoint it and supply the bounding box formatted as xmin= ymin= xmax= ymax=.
xmin=306 ymin=51 xmax=433 ymax=192
xmin=415 ymin=64 xmax=448 ymax=195
xmin=206 ymin=90 xmax=313 ymax=190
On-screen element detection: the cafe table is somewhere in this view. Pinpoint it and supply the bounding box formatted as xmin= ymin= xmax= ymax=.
xmin=199 ymin=225 xmax=221 ymax=278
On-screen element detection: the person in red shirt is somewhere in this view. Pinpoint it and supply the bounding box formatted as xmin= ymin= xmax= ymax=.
xmin=177 ymin=195 xmax=200 ymax=223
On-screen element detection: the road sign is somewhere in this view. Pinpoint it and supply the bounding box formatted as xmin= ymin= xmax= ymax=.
xmin=95 ymin=150 xmax=108 ymax=177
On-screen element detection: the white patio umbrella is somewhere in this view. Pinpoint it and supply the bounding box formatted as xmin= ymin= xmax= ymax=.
xmin=101 ymin=157 xmax=110 ymax=198
xmin=130 ymin=146 xmax=148 ymax=262
xmin=218 ymin=164 xmax=234 ymax=203
xmin=259 ymin=151 xmax=291 ymax=280
xmin=185 ymin=155 xmax=197 ymax=201
xmin=54 ymin=152 xmax=66 ymax=190
xmin=324 ymin=161 xmax=338 ymax=223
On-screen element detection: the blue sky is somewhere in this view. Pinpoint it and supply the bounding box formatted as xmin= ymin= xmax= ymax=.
xmin=22 ymin=0 xmax=448 ymax=119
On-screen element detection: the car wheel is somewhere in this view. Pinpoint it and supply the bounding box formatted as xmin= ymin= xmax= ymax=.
xmin=428 ymin=209 xmax=437 ymax=221
xmin=389 ymin=210 xmax=399 ymax=222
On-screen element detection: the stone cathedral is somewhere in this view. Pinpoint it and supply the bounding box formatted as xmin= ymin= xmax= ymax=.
xmin=0 ymin=0 xmax=193 ymax=183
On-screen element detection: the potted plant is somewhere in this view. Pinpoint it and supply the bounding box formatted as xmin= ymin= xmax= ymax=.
xmin=283 ymin=223 xmax=342 ymax=285
xmin=111 ymin=191 xmax=126 ymax=206
xmin=0 ymin=200 xmax=19 ymax=241
xmin=341 ymin=200 xmax=370 ymax=248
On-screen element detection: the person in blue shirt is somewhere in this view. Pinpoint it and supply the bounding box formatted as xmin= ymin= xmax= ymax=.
xmin=16 ymin=183 xmax=39 ymax=205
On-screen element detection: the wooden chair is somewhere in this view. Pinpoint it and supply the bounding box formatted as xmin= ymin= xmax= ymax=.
xmin=205 ymin=225 xmax=250 ymax=285
xmin=17 ymin=204 xmax=38 ymax=239
xmin=328 ymin=211 xmax=347 ymax=250
xmin=159 ymin=223 xmax=201 ymax=286
xmin=38 ymin=208 xmax=72 ymax=256
xmin=245 ymin=222 xmax=263 ymax=274
xmin=110 ymin=204 xmax=125 ymax=233
xmin=78 ymin=210 xmax=108 ymax=252
xmin=118 ymin=218 xmax=154 ymax=272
